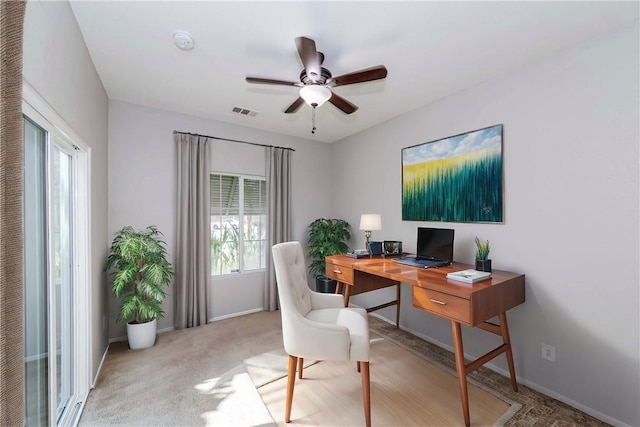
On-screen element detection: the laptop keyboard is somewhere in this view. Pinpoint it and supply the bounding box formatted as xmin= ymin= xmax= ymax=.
xmin=392 ymin=257 xmax=449 ymax=268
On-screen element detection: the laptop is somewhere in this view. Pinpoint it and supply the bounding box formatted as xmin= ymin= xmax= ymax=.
xmin=392 ymin=227 xmax=454 ymax=268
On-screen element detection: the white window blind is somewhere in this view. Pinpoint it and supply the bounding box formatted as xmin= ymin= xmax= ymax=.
xmin=210 ymin=174 xmax=267 ymax=275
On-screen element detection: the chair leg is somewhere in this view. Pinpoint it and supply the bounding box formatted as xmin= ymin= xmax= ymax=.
xmin=297 ymin=357 xmax=304 ymax=379
xmin=360 ymin=361 xmax=371 ymax=427
xmin=285 ymin=355 xmax=297 ymax=423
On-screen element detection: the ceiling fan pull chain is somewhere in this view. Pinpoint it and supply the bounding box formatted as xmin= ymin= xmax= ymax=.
xmin=311 ymin=107 xmax=317 ymax=134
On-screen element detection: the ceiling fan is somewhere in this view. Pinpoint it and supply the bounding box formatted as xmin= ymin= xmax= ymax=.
xmin=246 ymin=37 xmax=388 ymax=115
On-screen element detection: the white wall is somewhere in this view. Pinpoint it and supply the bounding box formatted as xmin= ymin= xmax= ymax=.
xmin=22 ymin=0 xmax=109 ymax=382
xmin=331 ymin=25 xmax=640 ymax=426
xmin=108 ymin=101 xmax=332 ymax=337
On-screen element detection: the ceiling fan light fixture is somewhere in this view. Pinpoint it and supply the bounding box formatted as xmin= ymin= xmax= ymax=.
xmin=299 ymin=85 xmax=331 ymax=108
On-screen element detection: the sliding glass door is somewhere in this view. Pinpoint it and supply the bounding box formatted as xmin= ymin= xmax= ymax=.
xmin=24 ymin=116 xmax=49 ymax=426
xmin=52 ymin=145 xmax=75 ymax=422
xmin=23 ymin=100 xmax=90 ymax=426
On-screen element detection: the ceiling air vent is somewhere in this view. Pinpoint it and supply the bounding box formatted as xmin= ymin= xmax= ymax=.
xmin=232 ymin=106 xmax=259 ymax=117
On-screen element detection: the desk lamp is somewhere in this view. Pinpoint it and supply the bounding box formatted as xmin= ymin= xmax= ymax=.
xmin=359 ymin=214 xmax=382 ymax=252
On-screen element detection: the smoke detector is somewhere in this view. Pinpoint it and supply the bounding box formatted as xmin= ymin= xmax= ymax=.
xmin=173 ymin=31 xmax=194 ymax=51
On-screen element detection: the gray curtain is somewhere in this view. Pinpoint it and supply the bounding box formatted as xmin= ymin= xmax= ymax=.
xmin=175 ymin=133 xmax=211 ymax=328
xmin=0 ymin=1 xmax=26 ymax=425
xmin=265 ymin=147 xmax=291 ymax=311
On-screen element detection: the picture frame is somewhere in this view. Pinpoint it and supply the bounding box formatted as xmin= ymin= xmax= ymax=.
xmin=401 ymin=124 xmax=504 ymax=223
xmin=368 ymin=241 xmax=384 ymax=256
xmin=383 ymin=241 xmax=403 ymax=256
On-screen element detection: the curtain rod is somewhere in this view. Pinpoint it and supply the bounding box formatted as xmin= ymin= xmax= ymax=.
xmin=173 ymin=130 xmax=295 ymax=152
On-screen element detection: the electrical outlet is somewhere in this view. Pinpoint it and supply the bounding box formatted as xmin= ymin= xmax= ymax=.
xmin=541 ymin=343 xmax=556 ymax=362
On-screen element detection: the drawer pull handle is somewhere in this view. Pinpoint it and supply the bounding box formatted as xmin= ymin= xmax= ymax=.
xmin=430 ymin=298 xmax=446 ymax=305
xmin=333 ymin=269 xmax=342 ymax=274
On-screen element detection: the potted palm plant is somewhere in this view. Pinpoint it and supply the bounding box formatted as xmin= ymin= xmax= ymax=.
xmin=105 ymin=225 xmax=174 ymax=349
xmin=308 ymin=218 xmax=351 ymax=292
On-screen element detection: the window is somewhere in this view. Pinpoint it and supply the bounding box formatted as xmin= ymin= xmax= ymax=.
xmin=210 ymin=174 xmax=267 ymax=275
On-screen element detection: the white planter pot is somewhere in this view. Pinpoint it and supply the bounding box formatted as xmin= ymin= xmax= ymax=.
xmin=127 ymin=319 xmax=157 ymax=350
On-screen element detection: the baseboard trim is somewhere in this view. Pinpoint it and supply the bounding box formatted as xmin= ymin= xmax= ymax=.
xmin=91 ymin=344 xmax=109 ymax=389
xmin=108 ymin=335 xmax=127 ymax=344
xmin=514 ymin=377 xmax=629 ymax=427
xmin=157 ymin=325 xmax=175 ymax=334
xmin=108 ymin=323 xmax=176 ymax=344
xmin=209 ymin=307 xmax=264 ymax=323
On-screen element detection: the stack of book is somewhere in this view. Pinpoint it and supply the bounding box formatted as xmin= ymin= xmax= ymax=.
xmin=446 ymin=269 xmax=492 ymax=284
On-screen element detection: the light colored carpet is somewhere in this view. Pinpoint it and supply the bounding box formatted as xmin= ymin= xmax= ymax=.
xmin=79 ymin=310 xmax=608 ymax=427
xmin=80 ymin=311 xmax=283 ymax=426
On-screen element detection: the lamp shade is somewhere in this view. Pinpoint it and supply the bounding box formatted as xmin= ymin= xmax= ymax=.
xmin=299 ymin=85 xmax=331 ymax=108
xmin=359 ymin=214 xmax=382 ymax=231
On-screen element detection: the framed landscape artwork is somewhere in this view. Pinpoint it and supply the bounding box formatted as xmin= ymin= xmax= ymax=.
xmin=402 ymin=124 xmax=504 ymax=223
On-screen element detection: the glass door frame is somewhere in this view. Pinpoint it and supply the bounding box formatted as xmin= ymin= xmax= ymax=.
xmin=50 ymin=140 xmax=75 ymax=423
xmin=23 ymin=82 xmax=91 ymax=426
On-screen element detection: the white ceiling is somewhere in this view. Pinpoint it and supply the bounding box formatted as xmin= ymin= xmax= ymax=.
xmin=69 ymin=1 xmax=638 ymax=143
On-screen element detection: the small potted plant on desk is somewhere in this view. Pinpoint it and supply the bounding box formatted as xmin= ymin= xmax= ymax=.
xmin=105 ymin=225 xmax=174 ymax=350
xmin=475 ymin=236 xmax=492 ymax=272
xmin=308 ymin=218 xmax=351 ymax=293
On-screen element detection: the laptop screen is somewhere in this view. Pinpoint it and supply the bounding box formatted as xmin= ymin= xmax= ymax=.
xmin=416 ymin=227 xmax=455 ymax=261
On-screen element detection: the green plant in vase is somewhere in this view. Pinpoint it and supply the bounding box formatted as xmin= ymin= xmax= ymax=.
xmin=105 ymin=225 xmax=174 ymax=349
xmin=474 ymin=236 xmax=491 ymax=272
xmin=308 ymin=218 xmax=351 ymax=292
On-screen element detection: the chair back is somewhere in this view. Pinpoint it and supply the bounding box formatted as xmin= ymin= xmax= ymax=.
xmin=271 ymin=242 xmax=314 ymax=348
xmin=272 ymin=241 xmax=313 ymax=314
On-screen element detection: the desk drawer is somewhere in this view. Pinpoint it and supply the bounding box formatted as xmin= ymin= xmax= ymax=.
xmin=412 ymin=288 xmax=470 ymax=324
xmin=325 ymin=264 xmax=354 ymax=285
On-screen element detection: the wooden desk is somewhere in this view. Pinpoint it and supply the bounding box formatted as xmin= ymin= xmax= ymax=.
xmin=325 ymin=255 xmax=402 ymax=327
xmin=325 ymin=254 xmax=525 ymax=427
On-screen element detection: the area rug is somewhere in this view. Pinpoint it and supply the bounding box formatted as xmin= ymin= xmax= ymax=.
xmin=259 ymin=335 xmax=514 ymax=426
xmin=368 ymin=315 xmax=611 ymax=427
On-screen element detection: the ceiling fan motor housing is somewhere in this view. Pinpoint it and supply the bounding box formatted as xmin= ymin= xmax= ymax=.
xmin=300 ymin=67 xmax=332 ymax=85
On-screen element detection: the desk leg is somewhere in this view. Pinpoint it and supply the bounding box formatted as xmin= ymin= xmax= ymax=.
xmin=335 ymin=281 xmax=343 ymax=295
xmin=344 ymin=284 xmax=352 ymax=307
xmin=451 ymin=321 xmax=470 ymax=427
xmin=499 ymin=312 xmax=519 ymax=392
xmin=395 ymin=283 xmax=401 ymax=328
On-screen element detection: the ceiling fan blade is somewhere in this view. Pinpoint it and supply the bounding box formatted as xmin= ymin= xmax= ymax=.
xmin=295 ymin=37 xmax=321 ymax=82
xmin=326 ymin=65 xmax=388 ymax=87
xmin=284 ymin=97 xmax=305 ymax=114
xmin=246 ymin=76 xmax=302 ymax=87
xmin=328 ymin=92 xmax=358 ymax=114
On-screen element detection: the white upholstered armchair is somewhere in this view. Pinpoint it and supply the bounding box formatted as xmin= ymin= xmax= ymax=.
xmin=271 ymin=241 xmax=371 ymax=427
